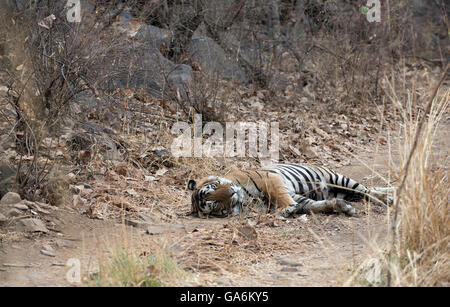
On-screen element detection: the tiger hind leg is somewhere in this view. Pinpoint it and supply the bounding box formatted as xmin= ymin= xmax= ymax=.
xmin=281 ymin=195 xmax=356 ymax=217
xmin=364 ymin=187 xmax=394 ymax=206
xmin=372 ymin=187 xmax=394 ymax=205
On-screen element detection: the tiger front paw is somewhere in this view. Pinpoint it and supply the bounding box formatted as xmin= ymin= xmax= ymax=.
xmin=281 ymin=204 xmax=297 ymax=218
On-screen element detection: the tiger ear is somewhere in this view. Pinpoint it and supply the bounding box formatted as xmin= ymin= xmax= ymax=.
xmin=188 ymin=179 xmax=196 ymax=190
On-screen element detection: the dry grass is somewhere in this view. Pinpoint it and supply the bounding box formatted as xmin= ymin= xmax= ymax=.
xmin=345 ymin=75 xmax=449 ymax=287
xmin=86 ymin=225 xmax=188 ymax=287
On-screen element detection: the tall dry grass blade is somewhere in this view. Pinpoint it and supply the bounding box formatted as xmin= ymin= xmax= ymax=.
xmin=386 ymin=63 xmax=449 ymax=286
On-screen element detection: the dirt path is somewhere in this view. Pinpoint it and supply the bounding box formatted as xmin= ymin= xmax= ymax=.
xmin=0 ymin=148 xmax=394 ymax=287
xmin=1 ymin=120 xmax=448 ymax=286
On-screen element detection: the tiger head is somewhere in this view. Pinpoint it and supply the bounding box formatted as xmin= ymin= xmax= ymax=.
xmin=187 ymin=176 xmax=244 ymax=218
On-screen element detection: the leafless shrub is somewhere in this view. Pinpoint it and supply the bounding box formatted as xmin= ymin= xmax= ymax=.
xmin=0 ymin=1 xmax=123 ymax=198
xmin=345 ymin=75 xmax=449 ymax=287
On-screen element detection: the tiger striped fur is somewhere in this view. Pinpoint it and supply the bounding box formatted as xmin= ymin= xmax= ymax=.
xmin=188 ymin=163 xmax=393 ymax=218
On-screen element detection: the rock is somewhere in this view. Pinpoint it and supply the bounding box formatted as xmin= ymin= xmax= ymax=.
xmin=280 ymin=266 xmax=298 ymax=272
xmin=115 ymin=10 xmax=173 ymax=49
xmin=277 ymin=257 xmax=303 ymax=267
xmin=202 ymin=0 xmax=243 ymax=30
xmin=0 ymin=162 xmax=16 ymax=200
xmin=124 ymin=218 xmax=149 ymax=229
xmin=216 ymin=278 xmax=233 ymax=286
xmin=75 ymin=182 xmax=92 ymax=189
xmin=40 ymin=244 xmax=56 ymax=257
xmin=42 ymin=244 xmax=54 ymax=252
xmin=151 ymin=147 xmax=170 ymax=157
xmin=40 ymin=249 xmax=56 ymax=257
xmin=137 ymin=213 xmax=157 ymax=223
xmin=134 ymin=24 xmax=173 ymax=49
xmin=99 ymin=44 xmax=192 ymax=99
xmin=146 ymin=224 xmax=185 ymax=235
xmin=168 ymin=64 xmax=193 ymax=92
xmin=6 ymin=208 xmax=22 ymax=217
xmin=187 ymin=22 xmax=248 ymax=83
xmin=0 ymin=192 xmax=21 ymax=206
xmin=13 ymin=203 xmax=29 ymax=210
xmin=0 ymin=213 xmax=7 ymax=225
xmin=17 ymin=218 xmax=49 ymax=233
xmin=55 ymin=239 xmax=75 ymax=249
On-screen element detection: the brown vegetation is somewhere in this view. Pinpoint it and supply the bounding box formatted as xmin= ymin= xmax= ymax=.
xmin=0 ymin=0 xmax=448 ymax=287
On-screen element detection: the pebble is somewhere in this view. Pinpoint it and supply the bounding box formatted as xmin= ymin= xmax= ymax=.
xmin=124 ymin=218 xmax=149 ymax=229
xmin=216 ymin=278 xmax=233 ymax=286
xmin=55 ymin=239 xmax=75 ymax=248
xmin=42 ymin=244 xmax=54 ymax=252
xmin=280 ymin=266 xmax=298 ymax=272
xmin=40 ymin=249 xmax=56 ymax=257
xmin=277 ymin=257 xmax=303 ymax=267
xmin=40 ymin=244 xmax=56 ymax=257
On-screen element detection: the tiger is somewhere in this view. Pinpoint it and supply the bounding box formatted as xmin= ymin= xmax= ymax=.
xmin=188 ymin=163 xmax=394 ymax=218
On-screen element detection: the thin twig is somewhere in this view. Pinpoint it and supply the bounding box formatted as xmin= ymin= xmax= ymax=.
xmin=386 ymin=62 xmax=449 ymax=287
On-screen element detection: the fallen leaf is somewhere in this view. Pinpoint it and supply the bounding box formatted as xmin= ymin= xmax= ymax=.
xmin=155 ymin=167 xmax=168 ymax=177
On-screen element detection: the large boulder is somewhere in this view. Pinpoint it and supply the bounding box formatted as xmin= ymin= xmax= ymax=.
xmin=187 ymin=23 xmax=248 ymax=83
xmin=0 ymin=191 xmax=21 ymax=206
xmin=98 ymin=44 xmax=192 ymax=98
xmin=115 ymin=9 xmax=174 ymax=49
xmin=0 ymin=163 xmax=17 ymax=200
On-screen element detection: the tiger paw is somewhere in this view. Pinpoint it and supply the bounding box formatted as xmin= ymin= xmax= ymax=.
xmin=281 ymin=204 xmax=296 ymax=218
xmin=335 ymin=199 xmax=356 ymax=216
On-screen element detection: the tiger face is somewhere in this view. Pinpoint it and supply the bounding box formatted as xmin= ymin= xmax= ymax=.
xmin=188 ymin=176 xmax=244 ymax=218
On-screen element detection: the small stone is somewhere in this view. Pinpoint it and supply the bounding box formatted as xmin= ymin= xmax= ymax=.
xmin=298 ymin=214 xmax=308 ymax=222
xmin=277 ymin=257 xmax=303 ymax=267
xmin=41 ymin=243 xmax=56 ymax=257
xmin=138 ymin=213 xmax=156 ymax=223
xmin=40 ymin=249 xmax=56 ymax=257
xmin=281 ymin=266 xmax=298 ymax=272
xmin=216 ymin=278 xmax=232 ymax=286
xmin=17 ymin=218 xmax=49 ymax=233
xmin=55 ymin=239 xmax=75 ymax=248
xmin=146 ymin=224 xmax=185 ymax=235
xmin=1 ymin=192 xmax=21 ymax=205
xmin=124 ymin=218 xmax=149 ymax=229
xmin=42 ymin=244 xmax=54 ymax=252
xmin=51 ymin=262 xmax=66 ymax=266
xmin=152 ymin=147 xmax=170 ymax=157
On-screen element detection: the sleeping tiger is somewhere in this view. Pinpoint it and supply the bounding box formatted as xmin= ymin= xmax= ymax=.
xmin=188 ymin=163 xmax=393 ymax=218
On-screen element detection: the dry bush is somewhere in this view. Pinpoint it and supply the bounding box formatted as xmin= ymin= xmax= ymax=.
xmin=88 ymin=227 xmax=188 ymax=287
xmin=0 ymin=1 xmax=123 ymax=199
xmin=288 ymin=1 xmax=448 ymax=115
xmin=41 ymin=166 xmax=72 ymax=207
xmin=345 ymin=74 xmax=449 ymax=287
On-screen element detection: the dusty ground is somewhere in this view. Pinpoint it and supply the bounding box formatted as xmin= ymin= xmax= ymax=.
xmin=0 ymin=65 xmax=447 ymax=287
xmin=0 ymin=142 xmax=399 ymax=286
xmin=1 ymin=121 xmax=448 ymax=287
